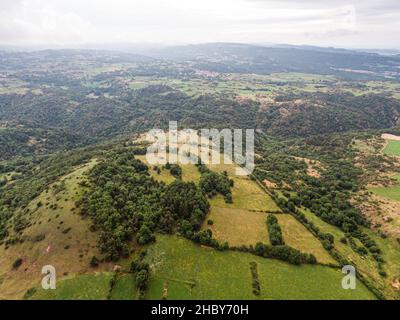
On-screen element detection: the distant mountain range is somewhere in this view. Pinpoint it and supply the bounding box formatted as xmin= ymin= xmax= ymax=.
xmin=130 ymin=43 xmax=400 ymax=80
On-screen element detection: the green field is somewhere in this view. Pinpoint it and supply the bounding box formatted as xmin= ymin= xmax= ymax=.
xmin=144 ymin=234 xmax=376 ymax=300
xmin=19 ymin=147 xmax=384 ymax=300
xmin=31 ymin=273 xmax=114 ymax=300
xmin=207 ymin=157 xmax=280 ymax=212
xmin=124 ymin=74 xmax=400 ymax=101
xmin=202 ymin=207 xmax=269 ymax=247
xmin=301 ymin=207 xmax=400 ymax=300
xmin=369 ymin=185 xmax=400 ymax=201
xmin=353 ymin=139 xmax=376 ymax=153
xmin=275 ymin=214 xmax=337 ymax=265
xmin=30 ymin=272 xmax=141 ymax=300
xmin=136 ymin=155 xmax=201 ymax=183
xmin=369 ymin=172 xmax=400 ymax=202
xmin=200 ymin=155 xmax=281 ymax=245
xmin=208 ymin=176 xmax=280 ymax=211
xmin=383 ymin=140 xmax=400 ymax=156
xmin=109 ymin=274 xmax=139 ymax=300
xmin=29 ymin=272 xmax=141 ymax=300
xmin=137 ymin=152 xmax=280 ymax=211
xmin=368 ymin=137 xmax=400 ymax=203
xmin=0 ymin=159 xmax=102 ymax=299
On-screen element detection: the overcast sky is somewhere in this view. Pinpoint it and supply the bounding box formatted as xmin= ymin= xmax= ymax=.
xmin=0 ymin=0 xmax=399 ymax=49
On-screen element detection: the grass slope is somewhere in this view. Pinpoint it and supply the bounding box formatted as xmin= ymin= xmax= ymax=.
xmin=275 ymin=214 xmax=337 ymax=265
xmin=31 ymin=273 xmax=114 ymax=300
xmin=109 ymin=274 xmax=139 ymax=300
xmin=0 ymin=159 xmax=104 ymax=299
xmin=136 ymin=155 xmax=201 ymax=183
xmin=368 ymin=138 xmax=400 ymax=211
xmin=301 ymin=208 xmax=400 ymax=300
xmin=383 ymin=140 xmax=400 ymax=157
xmin=207 ymin=158 xmax=280 ymax=212
xmin=202 ymin=207 xmax=269 ymax=247
xmin=369 ymin=185 xmax=400 ymax=202
xmin=144 ymin=235 xmax=375 ymax=300
xmin=139 ymin=151 xmax=281 ymax=248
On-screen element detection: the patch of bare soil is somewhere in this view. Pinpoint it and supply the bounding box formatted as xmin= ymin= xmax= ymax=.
xmin=356 ymin=193 xmax=400 ymax=237
xmin=263 ymin=179 xmax=277 ymax=189
xmin=391 ymin=279 xmax=400 ymax=291
xmin=27 ymin=137 xmax=38 ymax=146
xmin=354 ymin=137 xmax=399 ymax=186
xmin=382 ymin=133 xmax=400 ymax=141
xmin=257 ymin=97 xmax=275 ymax=112
xmin=294 ymin=156 xmax=324 ymax=178
xmin=366 ymin=171 xmax=399 ymax=188
xmin=234 ymin=95 xmax=253 ymax=104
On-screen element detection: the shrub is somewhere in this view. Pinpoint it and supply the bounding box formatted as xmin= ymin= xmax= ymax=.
xmin=199 ymin=171 xmax=233 ymax=203
xmin=23 ymin=288 xmax=37 ymax=300
xmin=90 ymin=256 xmax=99 ymax=267
xmin=137 ymin=225 xmax=155 ymax=245
xmin=169 ymin=164 xmax=182 ymax=179
xmin=266 ymin=214 xmax=284 ymax=246
xmin=12 ymin=258 xmax=23 ymax=270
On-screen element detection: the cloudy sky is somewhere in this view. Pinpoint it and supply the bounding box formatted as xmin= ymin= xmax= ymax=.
xmin=0 ymin=0 xmax=399 ymax=48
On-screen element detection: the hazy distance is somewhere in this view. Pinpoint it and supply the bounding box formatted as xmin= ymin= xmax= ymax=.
xmin=0 ymin=0 xmax=399 ymax=50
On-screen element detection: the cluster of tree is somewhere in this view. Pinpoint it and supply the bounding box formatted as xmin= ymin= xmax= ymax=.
xmin=232 ymin=242 xmax=317 ymax=265
xmin=351 ymin=229 xmax=383 ymax=263
xmin=0 ymin=126 xmax=85 ymax=161
xmin=266 ymin=214 xmax=285 ymax=246
xmin=256 ymin=89 xmax=400 ymax=138
xmin=249 ymin=262 xmax=260 ymax=296
xmin=130 ymin=251 xmax=150 ymax=299
xmin=272 ymin=191 xmax=384 ymax=266
xmin=255 ymin=242 xmax=317 ymax=265
xmin=165 ymin=163 xmax=182 ymax=179
xmin=0 ymin=146 xmax=99 ymax=244
xmin=197 ymin=164 xmax=233 ymax=203
xmin=90 ymin=256 xmax=99 ymax=268
xmin=0 ymin=77 xmax=260 ymax=160
xmin=256 ymin=133 xmax=372 ymax=238
xmin=80 ymin=149 xmax=162 ymax=260
xmin=161 ymin=180 xmax=210 ymax=234
xmin=189 ymin=229 xmax=229 ymax=251
xmin=80 ymin=147 xmax=210 ymax=260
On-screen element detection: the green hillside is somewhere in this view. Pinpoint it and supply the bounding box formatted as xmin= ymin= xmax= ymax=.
xmin=145 ymin=235 xmax=375 ymax=300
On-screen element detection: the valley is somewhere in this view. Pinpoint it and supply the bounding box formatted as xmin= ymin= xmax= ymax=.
xmin=0 ymin=45 xmax=400 ymax=300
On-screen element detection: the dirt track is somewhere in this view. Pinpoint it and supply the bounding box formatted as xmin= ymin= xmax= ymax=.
xmin=382 ymin=133 xmax=400 ymax=141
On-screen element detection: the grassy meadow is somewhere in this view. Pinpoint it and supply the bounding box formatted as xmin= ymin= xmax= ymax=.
xmin=369 ymin=185 xmax=400 ymax=202
xmin=383 ymin=140 xmax=400 ymax=157
xmin=144 ymin=235 xmax=376 ymax=300
xmin=31 ymin=273 xmax=114 ymax=300
xmin=109 ymin=274 xmax=139 ymax=300
xmin=275 ymin=214 xmax=337 ymax=265
xmin=0 ymin=159 xmax=103 ymax=299
xmin=202 ymin=207 xmax=269 ymax=247
xmin=301 ymin=208 xmax=400 ymax=300
xmin=8 ymin=139 xmax=386 ymax=300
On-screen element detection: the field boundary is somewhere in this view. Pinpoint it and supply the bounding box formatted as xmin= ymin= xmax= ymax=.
xmin=251 ymin=173 xmax=385 ymax=300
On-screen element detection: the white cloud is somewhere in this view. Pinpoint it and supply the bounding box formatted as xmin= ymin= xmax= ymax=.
xmin=0 ymin=0 xmax=399 ymax=48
